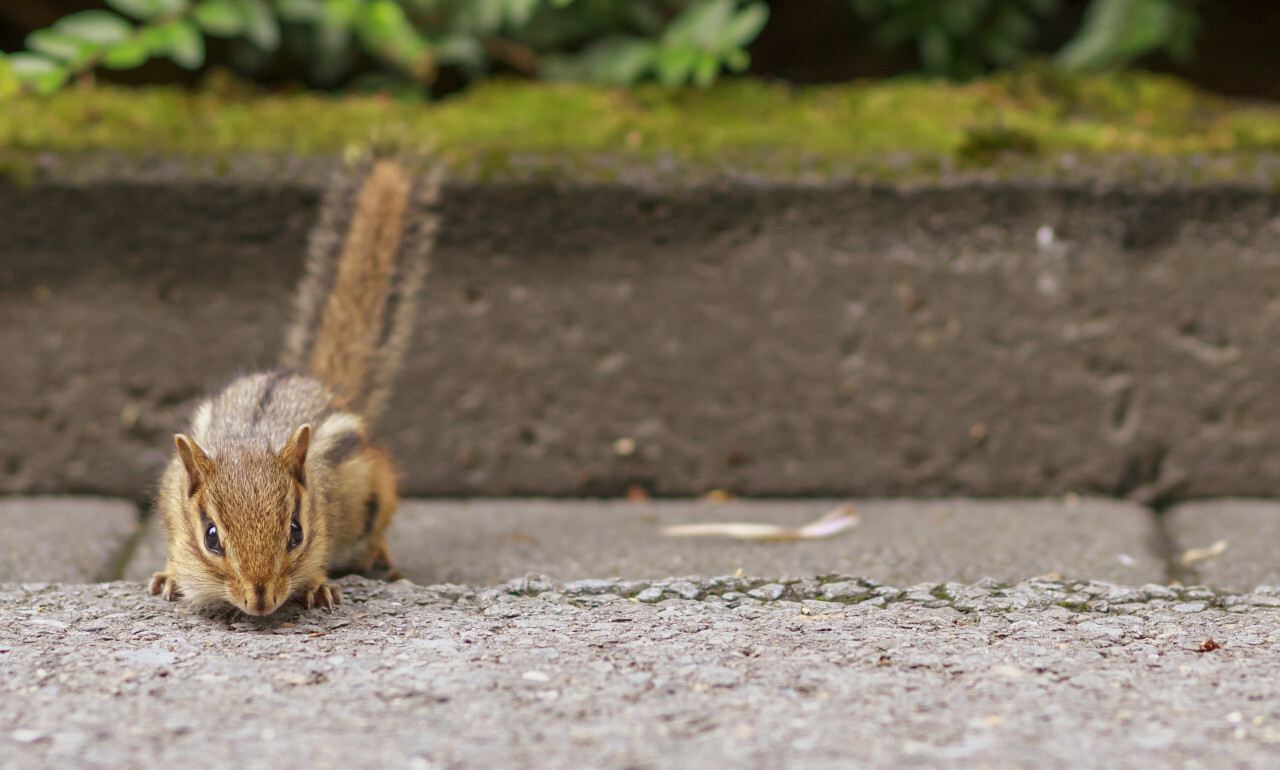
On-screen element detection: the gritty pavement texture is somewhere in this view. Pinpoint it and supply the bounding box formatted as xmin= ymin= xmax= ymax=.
xmin=0 ymin=498 xmax=137 ymax=584
xmin=120 ymin=498 xmax=1165 ymax=587
xmin=1164 ymin=501 xmax=1280 ymax=593
xmin=5 ymin=576 xmax=1280 ymax=769
xmin=5 ymin=497 xmax=1280 ymax=768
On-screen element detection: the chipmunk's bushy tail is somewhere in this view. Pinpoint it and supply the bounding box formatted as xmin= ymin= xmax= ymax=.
xmin=282 ymin=159 xmax=442 ymax=423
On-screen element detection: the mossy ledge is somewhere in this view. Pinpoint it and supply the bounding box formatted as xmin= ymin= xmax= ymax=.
xmin=3 ymin=70 xmax=1280 ymax=187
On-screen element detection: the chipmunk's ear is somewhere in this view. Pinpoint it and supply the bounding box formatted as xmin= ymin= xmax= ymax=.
xmin=280 ymin=424 xmax=311 ymax=488
xmin=174 ymin=434 xmax=213 ymax=498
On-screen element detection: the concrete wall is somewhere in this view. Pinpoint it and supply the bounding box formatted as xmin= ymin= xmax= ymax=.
xmin=4 ymin=173 xmax=1279 ymax=499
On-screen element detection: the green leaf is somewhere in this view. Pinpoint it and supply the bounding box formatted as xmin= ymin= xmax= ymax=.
xmin=1055 ymin=0 xmax=1182 ymax=71
xmin=0 ymin=54 xmax=20 ymax=100
xmin=463 ymin=0 xmax=505 ymax=33
xmin=101 ymin=38 xmax=152 ymax=68
xmin=154 ymin=0 xmax=193 ymax=14
xmin=358 ymin=0 xmax=431 ymax=73
xmin=505 ymin=0 xmax=542 ymax=27
xmin=194 ymin=0 xmax=248 ymax=37
xmin=594 ymin=37 xmax=657 ymax=85
xmin=243 ymin=0 xmax=281 ymax=50
xmin=721 ymin=3 xmax=769 ymax=48
xmin=434 ymin=32 xmax=485 ymax=70
xmin=54 ymin=10 xmax=134 ymax=45
xmin=723 ymin=47 xmax=749 ymax=72
xmin=154 ymin=20 xmax=206 ymax=69
xmin=547 ymin=35 xmax=655 ymax=85
xmin=7 ymin=52 xmax=62 ymax=76
xmin=655 ymin=45 xmax=698 ymax=87
xmin=30 ymin=70 xmax=70 ymax=94
xmin=316 ymin=7 xmax=351 ymax=56
xmin=323 ymin=0 xmax=361 ymax=25
xmin=25 ymin=30 xmax=95 ymax=66
xmin=663 ymin=0 xmax=733 ymax=46
xmin=358 ymin=0 xmax=410 ymax=42
xmin=274 ymin=0 xmax=322 ymax=22
xmin=313 ymin=3 xmax=355 ymax=84
xmin=7 ymin=53 xmax=69 ymax=94
xmin=106 ymin=0 xmax=164 ymax=21
xmin=692 ymin=52 xmax=719 ymax=87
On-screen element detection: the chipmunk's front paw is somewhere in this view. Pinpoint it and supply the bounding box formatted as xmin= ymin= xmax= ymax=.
xmin=302 ymin=582 xmax=342 ymax=612
xmin=369 ymin=548 xmax=405 ymax=582
xmin=149 ymin=572 xmax=181 ymax=602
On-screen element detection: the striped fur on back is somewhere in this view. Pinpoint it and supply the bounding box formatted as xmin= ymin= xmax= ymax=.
xmin=282 ymin=159 xmax=441 ymax=423
xmin=188 ymin=371 xmax=361 ymax=465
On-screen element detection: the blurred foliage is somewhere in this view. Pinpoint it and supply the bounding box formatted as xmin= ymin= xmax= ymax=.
xmin=850 ymin=0 xmax=1060 ymax=79
xmin=849 ymin=0 xmax=1199 ymax=78
xmin=0 ymin=0 xmax=768 ymax=95
xmin=1054 ymin=0 xmax=1198 ymax=71
xmin=0 ymin=0 xmax=1204 ymax=96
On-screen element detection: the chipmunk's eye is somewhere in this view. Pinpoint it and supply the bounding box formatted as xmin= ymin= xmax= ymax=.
xmin=202 ymin=515 xmax=223 ymax=555
xmin=288 ymin=499 xmax=303 ymax=550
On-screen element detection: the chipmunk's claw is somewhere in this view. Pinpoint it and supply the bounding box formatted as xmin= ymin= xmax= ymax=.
xmin=303 ymin=582 xmax=342 ymax=612
xmin=149 ymin=572 xmax=181 ymax=602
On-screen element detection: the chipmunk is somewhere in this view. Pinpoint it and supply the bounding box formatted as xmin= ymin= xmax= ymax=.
xmin=148 ymin=158 xmax=441 ymax=616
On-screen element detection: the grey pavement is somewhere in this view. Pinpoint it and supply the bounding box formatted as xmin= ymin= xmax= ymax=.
xmin=6 ymin=576 xmax=1280 ymax=769
xmin=0 ymin=498 xmax=137 ymax=584
xmin=360 ymin=498 xmax=1165 ymax=586
xmin=5 ymin=496 xmax=1280 ymax=768
xmin=1165 ymin=500 xmax=1280 ymax=593
xmin=119 ymin=498 xmax=1166 ymax=587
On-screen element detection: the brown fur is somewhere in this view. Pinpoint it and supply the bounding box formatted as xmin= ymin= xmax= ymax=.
xmin=150 ymin=159 xmax=439 ymax=617
xmin=283 ymin=158 xmax=441 ymax=423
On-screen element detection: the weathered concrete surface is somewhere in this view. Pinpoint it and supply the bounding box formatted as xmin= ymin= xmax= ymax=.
xmin=0 ymin=498 xmax=137 ymax=583
xmin=121 ymin=498 xmax=1164 ymax=587
xmin=5 ymin=577 xmax=1280 ymax=769
xmin=6 ymin=177 xmax=1280 ymax=499
xmin=0 ymin=183 xmax=316 ymax=499
xmin=1164 ymin=500 xmax=1280 ymax=593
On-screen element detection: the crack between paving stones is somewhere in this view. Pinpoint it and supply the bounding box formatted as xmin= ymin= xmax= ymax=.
xmin=1149 ymin=503 xmax=1199 ymax=587
xmin=95 ymin=503 xmax=151 ymax=583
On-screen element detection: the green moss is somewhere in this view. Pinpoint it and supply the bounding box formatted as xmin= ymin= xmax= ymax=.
xmin=2 ymin=71 xmax=1279 ymax=179
xmin=956 ymin=126 xmax=1040 ymax=166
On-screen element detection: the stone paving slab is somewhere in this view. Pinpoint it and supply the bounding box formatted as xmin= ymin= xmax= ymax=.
xmin=4 ymin=577 xmax=1280 ymax=769
xmin=385 ymin=498 xmax=1164 ymax=587
xmin=1164 ymin=500 xmax=1280 ymax=593
xmin=119 ymin=498 xmax=1165 ymax=588
xmin=0 ymin=498 xmax=137 ymax=583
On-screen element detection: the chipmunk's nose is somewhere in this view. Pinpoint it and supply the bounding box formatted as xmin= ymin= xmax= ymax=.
xmin=245 ymin=584 xmax=270 ymax=616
